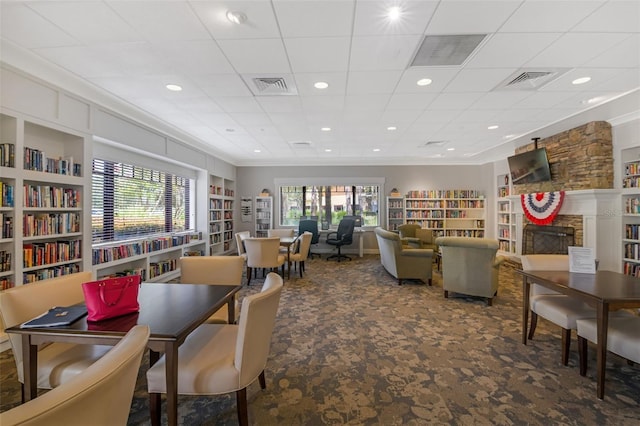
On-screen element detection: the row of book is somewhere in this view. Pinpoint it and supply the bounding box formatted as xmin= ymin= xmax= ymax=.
xmin=92 ymin=233 xmax=202 ymax=265
xmin=622 ymin=176 xmax=640 ymax=188
xmin=0 ymin=181 xmax=14 ymax=207
xmin=445 ymin=230 xmax=485 ymax=238
xmin=406 ymin=211 xmax=444 ymax=219
xmin=623 ymin=261 xmax=640 ymax=277
xmin=209 ymin=199 xmax=223 ymax=209
xmin=24 ymin=185 xmax=80 ymax=208
xmin=23 ymin=212 xmax=80 ymax=237
xmin=624 ymin=224 xmax=640 ymax=240
xmin=23 ymin=264 xmax=81 ymax=284
xmin=624 ymin=161 xmax=640 ymax=177
xmin=148 ymin=258 xmax=178 ymax=279
xmin=0 ymin=250 xmax=11 ymax=272
xmin=23 ymin=240 xmax=82 ymax=267
xmin=1 ymin=143 xmax=15 ymax=167
xmin=405 ymin=190 xmax=482 ymax=199
xmin=98 ymin=268 xmax=146 ymax=281
xmin=1 ymin=213 xmax=13 ymax=239
xmin=24 ymin=148 xmax=82 ymax=176
xmin=405 ymin=200 xmax=445 ymax=209
xmin=624 ymin=197 xmax=640 ymax=214
xmin=445 ymin=200 xmax=484 ymax=208
xmin=623 ymin=243 xmax=640 ymax=260
xmin=405 ymin=220 xmax=444 ymax=229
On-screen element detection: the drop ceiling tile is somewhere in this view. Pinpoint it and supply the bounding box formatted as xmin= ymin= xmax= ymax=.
xmin=413 ymin=109 xmax=461 ymax=124
xmin=512 ymin=91 xmax=581 ymax=109
xmin=470 ymin=91 xmax=533 ymax=109
xmin=268 ymin=112 xmax=308 ymax=126
xmin=499 ymin=1 xmax=604 ymax=33
xmin=465 ymin=33 xmax=562 ymax=68
xmin=493 ymin=108 xmax=549 ymax=123
xmin=194 ymin=74 xmax=254 ymax=97
xmin=592 ymin=69 xmax=640 ymax=93
xmin=172 ymin=97 xmax=224 ymax=114
xmin=428 ymin=93 xmax=485 ymax=110
xmin=443 ymin=68 xmax=518 ymax=92
xmin=394 ymin=67 xmax=460 ymax=93
xmin=256 ymin=97 xmax=303 ymax=114
xmin=346 ymin=70 xmax=403 ymax=94
xmin=572 ymin=0 xmax=640 ymax=32
xmin=273 ymin=0 xmax=355 ymax=37
xmin=284 ymin=37 xmax=351 ymax=73
xmin=455 ymin=109 xmax=501 ymax=123
xmin=293 ymin=72 xmax=348 ymax=96
xmin=217 ymin=39 xmax=291 ymax=74
xmin=344 ymin=94 xmax=391 ymax=112
xmin=107 ymin=1 xmax=210 ymax=42
xmin=34 ymin=46 xmax=126 ymax=78
xmin=0 ymin=3 xmax=78 ymax=48
xmin=380 ymin=109 xmax=423 ymax=124
xmin=540 ymin=68 xmax=631 ymax=92
xmin=301 ymin=96 xmax=346 ymax=112
xmin=190 ymin=1 xmax=281 ymax=40
xmin=213 ymin=96 xmax=263 ymax=113
xmin=353 ymin=0 xmax=437 ymax=36
xmin=583 ymin=35 xmax=640 ymax=68
xmin=150 ymin=41 xmax=235 ymax=76
xmin=89 ymin=76 xmax=166 ymax=99
xmin=525 ymin=33 xmax=630 ymax=68
xmin=425 ymin=1 xmax=521 ymax=34
xmin=28 ymin=1 xmax=141 ymax=44
xmin=350 ymin=35 xmax=422 ymax=71
xmin=386 ymin=93 xmax=437 ymax=110
xmin=229 ymin=112 xmax=272 ymax=126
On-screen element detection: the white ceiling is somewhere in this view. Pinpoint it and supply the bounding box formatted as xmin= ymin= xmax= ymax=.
xmin=1 ymin=0 xmax=639 ymax=166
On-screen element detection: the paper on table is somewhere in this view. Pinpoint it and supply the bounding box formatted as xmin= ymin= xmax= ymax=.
xmin=20 ymin=305 xmax=88 ymax=328
xmin=568 ymin=246 xmax=596 ymax=274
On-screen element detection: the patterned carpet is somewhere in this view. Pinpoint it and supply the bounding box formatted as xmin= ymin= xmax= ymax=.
xmin=1 ymin=255 xmax=639 ymax=425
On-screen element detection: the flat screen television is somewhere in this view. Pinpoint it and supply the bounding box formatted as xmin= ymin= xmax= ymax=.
xmin=507 ymin=148 xmax=552 ymax=185
xmin=343 ymin=215 xmax=363 ymax=227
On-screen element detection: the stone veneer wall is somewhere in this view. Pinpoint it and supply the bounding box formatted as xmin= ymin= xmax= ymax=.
xmin=512 ymin=121 xmax=614 ymax=248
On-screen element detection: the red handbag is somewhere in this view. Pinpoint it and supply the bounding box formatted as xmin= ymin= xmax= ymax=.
xmin=82 ymin=275 xmax=141 ymax=322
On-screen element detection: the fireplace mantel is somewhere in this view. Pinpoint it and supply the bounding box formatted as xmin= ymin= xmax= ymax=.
xmin=507 ymin=189 xmax=621 ymax=272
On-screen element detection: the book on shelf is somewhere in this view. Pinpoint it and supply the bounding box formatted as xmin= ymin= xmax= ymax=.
xmin=20 ymin=304 xmax=87 ymax=328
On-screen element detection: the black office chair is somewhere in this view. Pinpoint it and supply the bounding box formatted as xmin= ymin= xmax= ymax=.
xmin=299 ymin=219 xmax=321 ymax=259
xmin=326 ymin=218 xmax=356 ymax=262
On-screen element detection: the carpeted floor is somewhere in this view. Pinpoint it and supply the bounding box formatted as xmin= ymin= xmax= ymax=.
xmin=1 ymin=255 xmax=639 ymax=425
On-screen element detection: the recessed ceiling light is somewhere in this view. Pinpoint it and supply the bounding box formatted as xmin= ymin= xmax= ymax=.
xmin=447 ymin=148 xmax=455 ymax=151
xmin=582 ymin=96 xmax=604 ymax=105
xmin=321 ymin=127 xmax=331 ymax=132
xmin=488 ymin=125 xmax=499 ymax=130
xmin=325 ymin=148 xmax=332 ymax=152
xmin=373 ymin=148 xmax=381 ymax=152
xmin=387 ymin=126 xmax=397 ymax=131
xmin=388 ymin=6 xmax=401 ymax=20
xmin=314 ymin=81 xmax=329 ymax=89
xmin=253 ymin=149 xmax=261 ymax=153
xmin=572 ymin=76 xmax=591 ymax=85
xmin=165 ymin=84 xmax=182 ymax=91
xmin=226 ymin=10 xmax=247 ymax=24
xmin=504 ymin=134 xmax=515 ymax=139
xmin=416 ymin=78 xmax=432 ymax=86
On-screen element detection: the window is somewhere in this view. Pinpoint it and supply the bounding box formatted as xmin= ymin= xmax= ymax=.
xmin=91 ymin=159 xmax=193 ymax=243
xmin=280 ymin=184 xmax=379 ymax=227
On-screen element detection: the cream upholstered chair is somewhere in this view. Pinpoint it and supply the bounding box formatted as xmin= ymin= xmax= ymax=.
xmin=374 ymin=227 xmax=433 ymax=285
xmin=577 ymin=316 xmax=640 ymax=377
xmin=235 ymin=231 xmax=251 ymax=260
xmin=397 ymin=224 xmax=421 ymax=247
xmin=0 ymin=325 xmax=149 ymax=426
xmin=435 ymin=237 xmax=505 ymax=306
xmin=0 ymin=272 xmax=112 ymax=399
xmin=147 ymin=273 xmax=284 ymax=426
xmin=288 ymin=232 xmax=313 ymax=278
xmin=268 ymin=228 xmax=295 ymax=254
xmin=179 ymin=256 xmax=244 ymax=324
xmin=244 ymin=237 xmax=286 ymax=285
xmin=521 ymin=254 xmax=597 ymax=365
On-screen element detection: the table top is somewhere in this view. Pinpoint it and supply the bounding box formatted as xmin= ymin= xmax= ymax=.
xmin=6 ymin=283 xmax=241 ymax=341
xmin=518 ymin=270 xmax=640 ymax=302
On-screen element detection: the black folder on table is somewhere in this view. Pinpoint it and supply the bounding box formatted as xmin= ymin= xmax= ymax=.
xmin=20 ymin=305 xmax=88 ymax=329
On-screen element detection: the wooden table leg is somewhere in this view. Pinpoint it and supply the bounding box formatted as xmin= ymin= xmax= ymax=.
xmin=228 ymin=296 xmax=236 ymax=324
xmin=522 ymin=276 xmax=530 ymax=345
xmin=165 ymin=342 xmax=179 ymax=426
xmin=149 ymin=350 xmax=161 ymax=425
xmin=596 ymin=303 xmax=609 ymax=399
xmin=22 ymin=334 xmax=38 ymax=401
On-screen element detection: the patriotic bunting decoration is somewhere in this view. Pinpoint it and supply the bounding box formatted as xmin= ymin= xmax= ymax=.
xmin=521 ymin=191 xmax=565 ymax=225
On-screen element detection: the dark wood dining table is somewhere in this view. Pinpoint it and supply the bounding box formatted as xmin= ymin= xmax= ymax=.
xmin=517 ymin=269 xmax=640 ymax=399
xmin=5 ymin=282 xmax=241 ymax=426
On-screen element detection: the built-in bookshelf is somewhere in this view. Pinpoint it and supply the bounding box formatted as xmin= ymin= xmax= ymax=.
xmin=92 ymin=232 xmax=204 ymax=282
xmin=208 ymin=175 xmax=235 ymax=255
xmin=255 ymin=196 xmax=273 ymax=238
xmin=386 ymin=190 xmax=485 ymax=238
xmin=496 ymin=174 xmax=517 ymax=254
xmin=621 ymin=147 xmax=640 ymax=276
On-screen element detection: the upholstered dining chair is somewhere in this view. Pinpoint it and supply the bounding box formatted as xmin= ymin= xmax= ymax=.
xmin=147 ymin=273 xmax=284 ymax=426
xmin=0 ymin=272 xmax=112 ymax=400
xmin=0 ymin=325 xmax=149 ymax=426
xmin=326 ymin=218 xmax=356 ymax=262
xmin=520 ymin=254 xmax=597 ymax=365
xmin=180 ymin=256 xmax=244 ymax=324
xmin=235 ymin=231 xmax=251 ymax=261
xmin=244 ymin=237 xmax=286 ymax=285
xmin=576 ymin=315 xmax=639 ymax=377
xmin=289 ymin=232 xmax=313 ymax=278
xmin=268 ymin=228 xmax=295 ymax=254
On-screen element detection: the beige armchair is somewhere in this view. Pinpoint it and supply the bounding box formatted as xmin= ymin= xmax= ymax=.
xmin=374 ymin=227 xmax=433 ymax=285
xmin=435 ymin=237 xmax=505 ymax=306
xmin=0 ymin=325 xmax=149 ymax=426
xmin=398 ymin=224 xmax=438 ymax=252
xmin=244 ymin=237 xmax=286 ymax=285
xmin=289 ymin=232 xmax=313 ymax=278
xmin=235 ymin=231 xmax=251 ymax=260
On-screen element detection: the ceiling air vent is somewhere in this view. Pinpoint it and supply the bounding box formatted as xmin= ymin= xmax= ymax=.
xmin=419 ymin=140 xmax=448 ymax=148
xmin=242 ymin=74 xmax=298 ymax=96
xmin=410 ymin=34 xmax=487 ymax=67
xmin=494 ymin=68 xmax=570 ymax=91
xmin=289 ymin=141 xmax=313 ymax=149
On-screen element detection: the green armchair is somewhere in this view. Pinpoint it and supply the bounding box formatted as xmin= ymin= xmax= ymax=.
xmin=398 ymin=224 xmax=438 ymax=251
xmin=375 ymin=227 xmax=433 ymax=285
xmin=435 ymin=237 xmax=505 ymax=306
